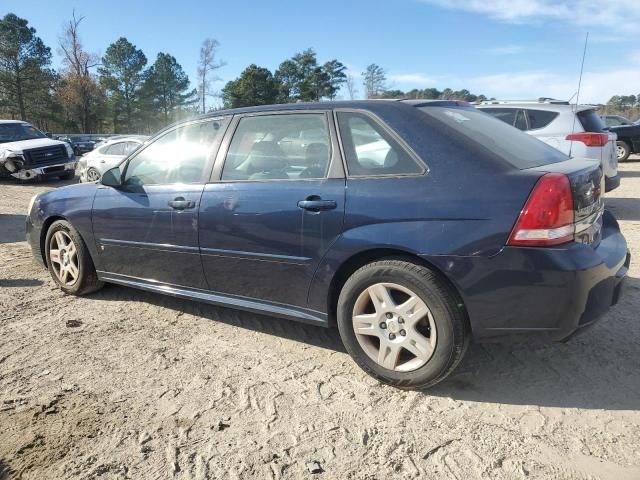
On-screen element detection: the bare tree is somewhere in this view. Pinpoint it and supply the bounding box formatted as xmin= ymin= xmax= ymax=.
xmin=197 ymin=38 xmax=225 ymax=113
xmin=57 ymin=11 xmax=103 ymax=132
xmin=345 ymin=73 xmax=358 ymax=100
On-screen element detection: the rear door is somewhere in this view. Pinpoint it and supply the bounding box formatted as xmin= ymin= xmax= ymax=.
xmin=92 ymin=118 xmax=230 ymax=288
xmin=198 ymin=111 xmax=345 ymax=308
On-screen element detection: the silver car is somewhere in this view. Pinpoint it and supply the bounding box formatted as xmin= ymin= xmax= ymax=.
xmin=476 ymin=100 xmax=619 ymax=192
xmin=77 ymin=136 xmax=147 ymax=182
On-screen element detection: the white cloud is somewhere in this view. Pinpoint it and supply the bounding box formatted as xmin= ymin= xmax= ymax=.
xmin=383 ymin=68 xmax=640 ymax=104
xmin=485 ymin=44 xmax=526 ymax=55
xmin=421 ymin=0 xmax=640 ymax=33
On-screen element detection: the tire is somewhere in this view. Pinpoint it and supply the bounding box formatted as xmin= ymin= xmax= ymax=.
xmin=58 ymin=170 xmax=75 ymax=181
xmin=337 ymin=259 xmax=469 ymax=389
xmin=616 ymin=141 xmax=631 ymax=161
xmin=45 ymin=220 xmax=103 ymax=295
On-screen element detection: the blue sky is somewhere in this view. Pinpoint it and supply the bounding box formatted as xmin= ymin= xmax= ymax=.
xmin=4 ymin=0 xmax=640 ymax=104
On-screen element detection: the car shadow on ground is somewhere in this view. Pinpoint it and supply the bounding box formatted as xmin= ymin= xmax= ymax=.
xmin=0 ymin=176 xmax=77 ymax=187
xmin=606 ymin=197 xmax=640 ymax=221
xmin=0 ymin=214 xmax=27 ymax=244
xmin=94 ymin=275 xmax=640 ymax=411
xmin=0 ymin=278 xmax=43 ymax=287
xmin=0 ymin=459 xmax=13 ymax=480
xmin=94 ymin=283 xmax=347 ymax=353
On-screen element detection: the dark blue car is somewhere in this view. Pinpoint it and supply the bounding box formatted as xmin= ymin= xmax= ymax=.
xmin=26 ymin=100 xmax=630 ymax=389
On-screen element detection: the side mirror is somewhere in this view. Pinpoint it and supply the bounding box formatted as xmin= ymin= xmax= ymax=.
xmin=101 ymin=167 xmax=122 ymax=187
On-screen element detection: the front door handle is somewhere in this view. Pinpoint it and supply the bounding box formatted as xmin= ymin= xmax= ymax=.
xmin=168 ymin=197 xmax=196 ymax=210
xmin=297 ymin=197 xmax=337 ymax=212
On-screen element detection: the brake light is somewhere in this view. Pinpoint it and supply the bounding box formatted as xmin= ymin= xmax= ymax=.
xmin=508 ymin=173 xmax=574 ymax=247
xmin=565 ymin=132 xmax=608 ymax=147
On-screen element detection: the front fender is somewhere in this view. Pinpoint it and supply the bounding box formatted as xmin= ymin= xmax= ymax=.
xmin=33 ymin=183 xmax=100 ymax=269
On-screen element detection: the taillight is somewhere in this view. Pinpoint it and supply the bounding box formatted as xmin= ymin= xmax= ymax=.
xmin=565 ymin=132 xmax=608 ymax=147
xmin=508 ymin=173 xmax=574 ymax=247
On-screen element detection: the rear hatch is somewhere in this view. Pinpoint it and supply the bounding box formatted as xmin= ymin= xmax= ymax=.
xmin=576 ymin=109 xmax=617 ymax=176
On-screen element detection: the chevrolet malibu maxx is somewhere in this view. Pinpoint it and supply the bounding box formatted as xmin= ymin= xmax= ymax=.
xmin=26 ymin=100 xmax=630 ymax=389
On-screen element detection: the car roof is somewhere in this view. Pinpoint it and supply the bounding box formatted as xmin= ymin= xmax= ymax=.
xmin=101 ymin=136 xmax=146 ymax=145
xmin=0 ymin=120 xmax=29 ymax=125
xmin=193 ymin=99 xmax=471 ymax=119
xmin=476 ymin=102 xmax=595 ymax=113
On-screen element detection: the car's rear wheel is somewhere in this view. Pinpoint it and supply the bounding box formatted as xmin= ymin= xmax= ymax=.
xmin=616 ymin=141 xmax=631 ymax=161
xmin=45 ymin=220 xmax=103 ymax=295
xmin=337 ymin=259 xmax=469 ymax=389
xmin=85 ymin=167 xmax=101 ymax=182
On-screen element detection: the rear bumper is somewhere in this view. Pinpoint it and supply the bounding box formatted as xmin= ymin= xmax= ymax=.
xmin=605 ymin=174 xmax=620 ymax=192
xmin=427 ymin=210 xmax=629 ymax=342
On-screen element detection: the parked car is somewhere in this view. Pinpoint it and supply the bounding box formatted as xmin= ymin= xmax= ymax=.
xmin=476 ymin=100 xmax=619 ymax=191
xmin=70 ymin=136 xmax=100 ymax=156
xmin=0 ymin=120 xmax=76 ymax=181
xmin=600 ymin=114 xmax=634 ymax=127
xmin=26 ymin=100 xmax=629 ymax=389
xmin=77 ymin=136 xmax=147 ymax=182
xmin=600 ymin=115 xmax=640 ymax=161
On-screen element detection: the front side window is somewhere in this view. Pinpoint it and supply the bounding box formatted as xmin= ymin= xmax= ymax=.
xmin=125 ymin=118 xmax=228 ymax=186
xmin=336 ymin=112 xmax=423 ymax=176
xmin=221 ymin=113 xmax=331 ymax=181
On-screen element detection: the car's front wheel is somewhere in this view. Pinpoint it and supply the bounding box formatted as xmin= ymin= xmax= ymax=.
xmin=616 ymin=141 xmax=631 ymax=161
xmin=45 ymin=220 xmax=103 ymax=295
xmin=337 ymin=259 xmax=469 ymax=389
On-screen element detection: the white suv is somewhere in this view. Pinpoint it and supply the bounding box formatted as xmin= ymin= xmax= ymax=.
xmin=476 ymin=100 xmax=619 ymax=191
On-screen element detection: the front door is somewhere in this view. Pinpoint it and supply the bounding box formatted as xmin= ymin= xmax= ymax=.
xmin=199 ymin=112 xmax=345 ymax=308
xmin=92 ymin=118 xmax=230 ymax=289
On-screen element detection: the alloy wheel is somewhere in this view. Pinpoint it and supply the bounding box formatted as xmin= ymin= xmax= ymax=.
xmin=352 ymin=282 xmax=437 ymax=372
xmin=86 ymin=168 xmax=101 ymax=182
xmin=616 ymin=145 xmax=625 ymax=160
xmin=49 ymin=231 xmax=79 ymax=286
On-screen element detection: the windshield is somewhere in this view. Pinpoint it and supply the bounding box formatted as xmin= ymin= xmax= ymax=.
xmin=0 ymin=123 xmax=46 ymax=143
xmin=419 ymin=106 xmax=569 ymax=169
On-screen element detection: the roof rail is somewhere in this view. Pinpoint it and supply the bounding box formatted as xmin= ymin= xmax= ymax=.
xmin=477 ymin=98 xmax=570 ymax=105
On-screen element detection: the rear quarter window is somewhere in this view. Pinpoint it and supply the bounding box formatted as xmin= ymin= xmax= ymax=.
xmin=577 ymin=110 xmax=606 ymax=133
xmin=420 ymin=106 xmax=569 ymax=169
xmin=525 ymin=109 xmax=559 ymax=129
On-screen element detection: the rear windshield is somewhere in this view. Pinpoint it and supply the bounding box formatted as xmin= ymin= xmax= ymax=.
xmin=578 ymin=109 xmax=605 ymax=132
xmin=419 ymin=106 xmax=568 ymax=169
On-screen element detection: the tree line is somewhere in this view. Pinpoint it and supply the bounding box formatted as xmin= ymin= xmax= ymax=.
xmin=0 ymin=12 xmax=221 ymax=133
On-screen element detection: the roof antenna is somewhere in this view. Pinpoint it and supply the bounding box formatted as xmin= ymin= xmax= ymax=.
xmin=569 ymin=32 xmax=589 ymax=157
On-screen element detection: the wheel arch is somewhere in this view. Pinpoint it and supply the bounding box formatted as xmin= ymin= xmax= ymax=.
xmin=325 ymin=248 xmax=468 ymax=328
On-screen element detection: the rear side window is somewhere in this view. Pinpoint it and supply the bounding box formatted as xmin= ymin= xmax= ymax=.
xmin=478 ymin=108 xmax=516 ymax=126
xmin=221 ymin=113 xmax=331 ymax=181
xmin=422 ymin=106 xmax=568 ymax=169
xmin=577 ymin=110 xmax=605 ymax=133
xmin=514 ymin=110 xmax=527 ymax=130
xmin=105 ymin=142 xmax=125 ymax=155
xmin=336 ymin=112 xmax=424 ymax=176
xmin=525 ymin=109 xmax=558 ymax=130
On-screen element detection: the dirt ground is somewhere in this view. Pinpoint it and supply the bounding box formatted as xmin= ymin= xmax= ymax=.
xmin=1 ymin=160 xmax=639 ymax=480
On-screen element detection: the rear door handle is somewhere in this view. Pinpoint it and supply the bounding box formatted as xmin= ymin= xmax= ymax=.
xmin=168 ymin=197 xmax=196 ymax=210
xmin=297 ymin=198 xmax=337 ymax=212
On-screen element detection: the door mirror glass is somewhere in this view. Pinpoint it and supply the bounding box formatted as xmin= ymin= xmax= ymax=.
xmin=101 ymin=166 xmax=122 ymax=187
